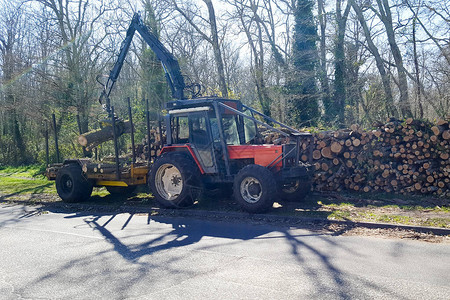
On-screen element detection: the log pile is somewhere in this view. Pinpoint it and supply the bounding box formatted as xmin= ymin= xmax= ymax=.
xmin=134 ymin=127 xmax=165 ymax=161
xmin=296 ymin=118 xmax=450 ymax=197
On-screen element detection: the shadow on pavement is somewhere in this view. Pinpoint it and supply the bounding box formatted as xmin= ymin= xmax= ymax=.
xmin=1 ymin=202 xmax=414 ymax=299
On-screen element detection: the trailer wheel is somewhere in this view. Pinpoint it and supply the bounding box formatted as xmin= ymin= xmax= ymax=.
xmin=106 ymin=186 xmax=137 ymax=196
xmin=233 ymin=165 xmax=276 ymax=213
xmin=56 ymin=164 xmax=93 ymax=203
xmin=149 ymin=153 xmax=202 ymax=208
xmin=280 ymin=179 xmax=311 ymax=202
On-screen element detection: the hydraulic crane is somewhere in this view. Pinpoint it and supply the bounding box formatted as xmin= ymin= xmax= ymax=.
xmin=47 ymin=13 xmax=314 ymax=214
xmin=98 ymin=13 xmax=186 ymax=118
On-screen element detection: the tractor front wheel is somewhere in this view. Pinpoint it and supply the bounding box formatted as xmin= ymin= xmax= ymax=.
xmin=233 ymin=165 xmax=276 ymax=213
xmin=149 ymin=153 xmax=202 ymax=208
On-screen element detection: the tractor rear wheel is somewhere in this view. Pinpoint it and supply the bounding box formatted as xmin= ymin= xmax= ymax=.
xmin=106 ymin=185 xmax=137 ymax=196
xmin=233 ymin=164 xmax=276 ymax=213
xmin=280 ymin=179 xmax=311 ymax=202
xmin=56 ymin=164 xmax=93 ymax=203
xmin=149 ymin=153 xmax=202 ymax=208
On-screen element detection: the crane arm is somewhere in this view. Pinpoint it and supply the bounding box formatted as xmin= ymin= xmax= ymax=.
xmin=99 ymin=13 xmax=185 ymax=115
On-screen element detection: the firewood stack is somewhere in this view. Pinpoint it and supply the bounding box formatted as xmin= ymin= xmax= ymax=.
xmin=134 ymin=127 xmax=165 ymax=161
xmin=295 ymin=118 xmax=450 ymax=197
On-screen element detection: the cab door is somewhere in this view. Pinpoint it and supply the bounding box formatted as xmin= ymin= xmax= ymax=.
xmin=188 ymin=112 xmax=217 ymax=174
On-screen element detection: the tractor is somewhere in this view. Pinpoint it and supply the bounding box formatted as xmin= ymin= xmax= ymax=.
xmin=46 ymin=13 xmax=313 ymax=213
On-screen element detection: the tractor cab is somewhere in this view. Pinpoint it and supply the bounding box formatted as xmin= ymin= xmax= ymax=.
xmin=163 ymin=98 xmax=258 ymax=177
xmin=162 ymin=99 xmax=246 ymax=174
xmin=161 ymin=98 xmax=313 ymax=183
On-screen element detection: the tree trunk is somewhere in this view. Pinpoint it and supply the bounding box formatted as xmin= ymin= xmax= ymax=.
xmin=1 ymin=11 xmax=27 ymax=165
xmin=318 ymin=0 xmax=331 ymax=121
xmin=333 ymin=0 xmax=351 ymax=126
xmin=237 ymin=4 xmax=271 ymax=118
xmin=376 ymin=0 xmax=412 ymax=117
xmin=203 ymin=0 xmax=228 ymax=98
xmin=412 ymin=14 xmax=424 ymax=119
xmin=78 ymin=121 xmax=132 ymax=150
xmin=350 ymin=0 xmax=397 ymax=117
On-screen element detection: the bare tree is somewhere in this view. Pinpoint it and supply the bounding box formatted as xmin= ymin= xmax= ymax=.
xmin=317 ymin=0 xmax=330 ymax=119
xmin=333 ymin=0 xmax=351 ymax=125
xmin=169 ymin=0 xmax=228 ymax=97
xmin=0 ymin=0 xmax=29 ymax=164
xmin=349 ymin=0 xmax=397 ymax=117
xmin=34 ymin=0 xmax=113 ymax=132
xmin=370 ymin=0 xmax=412 ymax=117
xmin=406 ymin=0 xmax=450 ymax=65
xmin=411 ymin=7 xmax=424 ymax=118
xmin=225 ymin=0 xmax=273 ymax=117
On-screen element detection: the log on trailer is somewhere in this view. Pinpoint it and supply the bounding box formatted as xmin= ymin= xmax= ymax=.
xmin=77 ymin=120 xmax=132 ymax=150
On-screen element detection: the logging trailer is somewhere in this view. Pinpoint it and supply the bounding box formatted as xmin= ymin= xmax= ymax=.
xmin=46 ymin=13 xmax=313 ymax=213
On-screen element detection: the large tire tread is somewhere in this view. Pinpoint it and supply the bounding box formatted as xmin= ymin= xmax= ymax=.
xmin=233 ymin=164 xmax=276 ymax=213
xmin=106 ymin=185 xmax=137 ymax=196
xmin=149 ymin=152 xmax=202 ymax=208
xmin=55 ymin=164 xmax=93 ymax=203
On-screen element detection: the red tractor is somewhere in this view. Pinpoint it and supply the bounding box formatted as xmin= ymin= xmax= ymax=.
xmin=47 ymin=13 xmax=313 ymax=213
xmin=150 ymin=97 xmax=313 ymax=213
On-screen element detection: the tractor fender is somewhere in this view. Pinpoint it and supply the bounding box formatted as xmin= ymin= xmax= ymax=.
xmin=160 ymin=145 xmax=205 ymax=174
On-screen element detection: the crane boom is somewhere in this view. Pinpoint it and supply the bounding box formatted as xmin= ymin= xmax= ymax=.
xmin=99 ymin=13 xmax=185 ymax=114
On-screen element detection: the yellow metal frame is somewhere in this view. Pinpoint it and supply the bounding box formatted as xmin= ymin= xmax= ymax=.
xmin=96 ymin=180 xmax=128 ymax=187
xmin=93 ymin=165 xmax=149 ymax=187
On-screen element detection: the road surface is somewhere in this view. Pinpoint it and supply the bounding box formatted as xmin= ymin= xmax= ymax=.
xmin=0 ymin=203 xmax=449 ymax=299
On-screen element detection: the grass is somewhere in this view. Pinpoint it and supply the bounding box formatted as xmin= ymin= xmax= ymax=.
xmin=276 ymin=192 xmax=450 ymax=228
xmin=91 ymin=187 xmax=111 ymax=198
xmin=0 ymin=176 xmax=55 ymax=195
xmin=316 ymin=191 xmax=450 ymax=213
xmin=374 ymin=214 xmax=414 ymax=224
xmin=324 ymin=210 xmax=450 ymax=228
xmin=421 ymin=218 xmax=450 ymax=228
xmin=0 ymin=165 xmax=55 ymax=195
xmin=0 ymin=165 xmax=46 ymax=178
xmin=328 ymin=210 xmax=352 ymax=220
xmin=0 ymin=165 xmax=155 ymax=205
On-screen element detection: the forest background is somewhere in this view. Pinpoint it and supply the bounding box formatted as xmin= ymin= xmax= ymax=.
xmin=0 ymin=0 xmax=449 ymax=166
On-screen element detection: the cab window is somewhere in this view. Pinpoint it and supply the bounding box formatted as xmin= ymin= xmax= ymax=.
xmin=222 ymin=115 xmax=240 ymax=145
xmin=242 ymin=107 xmax=257 ymax=144
xmin=171 ymin=116 xmax=189 ymax=144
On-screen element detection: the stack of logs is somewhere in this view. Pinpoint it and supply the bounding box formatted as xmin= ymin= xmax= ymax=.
xmin=291 ymin=118 xmax=450 ymax=197
xmin=135 ymin=127 xmax=165 ymax=161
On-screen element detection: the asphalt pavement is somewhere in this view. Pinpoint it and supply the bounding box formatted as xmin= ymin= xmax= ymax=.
xmin=0 ymin=203 xmax=449 ymax=299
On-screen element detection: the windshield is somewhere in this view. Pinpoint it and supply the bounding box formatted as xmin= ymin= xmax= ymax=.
xmin=242 ymin=107 xmax=257 ymax=143
xmin=209 ymin=106 xmax=257 ymax=145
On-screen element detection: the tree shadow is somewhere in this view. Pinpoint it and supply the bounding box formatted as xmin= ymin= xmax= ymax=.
xmin=63 ymin=212 xmax=281 ymax=262
xmin=280 ymin=229 xmax=410 ymax=299
xmin=2 ymin=204 xmax=414 ymax=299
xmin=0 ymin=203 xmax=34 ymax=229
